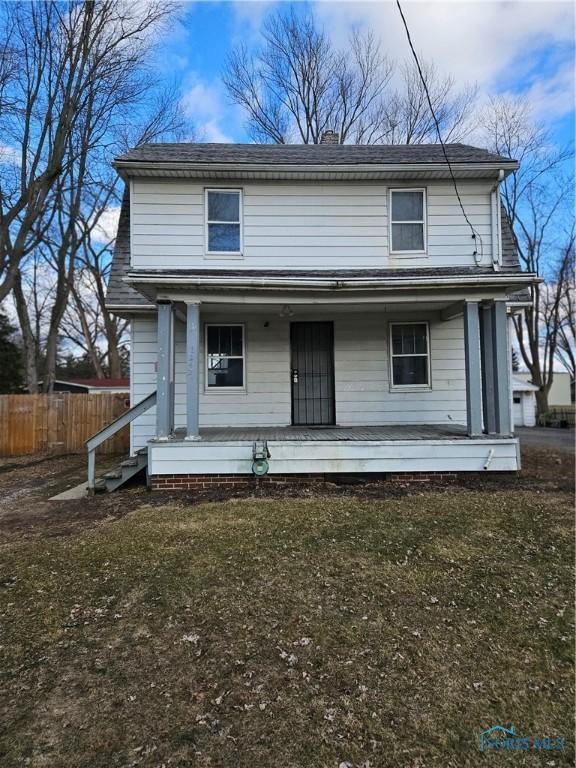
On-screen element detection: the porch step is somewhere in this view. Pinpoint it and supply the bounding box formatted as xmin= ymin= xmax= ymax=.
xmin=94 ymin=449 xmax=148 ymax=493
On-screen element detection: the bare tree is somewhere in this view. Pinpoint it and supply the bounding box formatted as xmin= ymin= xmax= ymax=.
xmin=223 ymin=7 xmax=475 ymax=145
xmin=356 ymin=60 xmax=477 ymax=145
xmin=224 ymin=8 xmax=393 ymax=144
xmin=508 ymin=184 xmax=574 ymax=414
xmin=65 ymin=207 xmax=130 ymax=380
xmin=480 ymin=96 xmax=574 ymax=414
xmin=3 ymin=1 xmax=184 ymax=391
xmin=554 ymin=233 xmax=576 ymax=381
xmin=0 ymin=0 xmax=176 ymax=305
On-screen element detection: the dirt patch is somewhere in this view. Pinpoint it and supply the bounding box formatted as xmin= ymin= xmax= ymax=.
xmin=0 ymin=454 xmax=122 ymax=541
xmin=0 ymin=444 xmax=573 ymax=544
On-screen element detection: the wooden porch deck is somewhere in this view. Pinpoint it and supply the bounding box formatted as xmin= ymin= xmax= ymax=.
xmin=170 ymin=424 xmax=500 ymax=442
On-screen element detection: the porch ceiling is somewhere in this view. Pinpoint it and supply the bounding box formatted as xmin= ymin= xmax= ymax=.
xmin=171 ymin=299 xmax=462 ymax=316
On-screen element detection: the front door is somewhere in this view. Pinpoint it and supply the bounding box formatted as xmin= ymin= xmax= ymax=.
xmin=290 ymin=321 xmax=335 ymax=426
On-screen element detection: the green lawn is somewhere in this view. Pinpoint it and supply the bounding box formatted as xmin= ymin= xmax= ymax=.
xmin=0 ymin=490 xmax=573 ymax=767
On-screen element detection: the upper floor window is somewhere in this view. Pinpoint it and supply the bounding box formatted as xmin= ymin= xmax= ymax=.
xmin=206 ymin=189 xmax=242 ymax=254
xmin=206 ymin=324 xmax=245 ymax=388
xmin=389 ymin=322 xmax=430 ymax=388
xmin=390 ymin=188 xmax=426 ymax=254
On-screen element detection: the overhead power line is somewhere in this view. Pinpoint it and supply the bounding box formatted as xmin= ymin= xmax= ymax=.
xmin=395 ymin=0 xmax=484 ymax=264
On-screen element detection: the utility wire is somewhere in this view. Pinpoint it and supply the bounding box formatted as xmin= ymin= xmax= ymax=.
xmin=395 ymin=0 xmax=484 ymax=264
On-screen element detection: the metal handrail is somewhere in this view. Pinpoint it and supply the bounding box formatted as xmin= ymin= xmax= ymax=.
xmin=86 ymin=391 xmax=157 ymax=492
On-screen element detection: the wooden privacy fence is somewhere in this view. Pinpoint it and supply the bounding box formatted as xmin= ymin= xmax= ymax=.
xmin=0 ymin=393 xmax=130 ymax=457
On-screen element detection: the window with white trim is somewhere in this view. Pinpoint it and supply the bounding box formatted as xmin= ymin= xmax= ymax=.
xmin=206 ymin=324 xmax=245 ymax=388
xmin=206 ymin=189 xmax=242 ymax=254
xmin=390 ymin=322 xmax=430 ymax=387
xmin=390 ymin=188 xmax=426 ymax=253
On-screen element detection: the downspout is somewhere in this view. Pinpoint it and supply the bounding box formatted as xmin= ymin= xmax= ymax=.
xmin=491 ymin=170 xmax=505 ymax=271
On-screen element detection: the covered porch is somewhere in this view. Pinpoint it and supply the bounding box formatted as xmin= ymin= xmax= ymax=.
xmin=136 ymin=286 xmax=520 ymax=479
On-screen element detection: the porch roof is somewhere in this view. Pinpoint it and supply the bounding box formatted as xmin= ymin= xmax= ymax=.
xmin=122 ymin=266 xmax=536 ymax=307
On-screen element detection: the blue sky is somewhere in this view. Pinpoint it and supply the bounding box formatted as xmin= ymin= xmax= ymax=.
xmin=153 ymin=0 xmax=575 ymax=152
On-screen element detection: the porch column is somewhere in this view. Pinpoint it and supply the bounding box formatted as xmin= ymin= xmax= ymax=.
xmin=491 ymin=300 xmax=512 ymax=436
xmin=480 ymin=303 xmax=497 ymax=433
xmin=156 ymin=301 xmax=174 ymax=440
xmin=464 ymin=301 xmax=483 ymax=437
xmin=185 ymin=302 xmax=201 ymax=441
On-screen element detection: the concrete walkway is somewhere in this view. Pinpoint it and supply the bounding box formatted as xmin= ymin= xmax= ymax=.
xmin=49 ymin=481 xmax=89 ymax=501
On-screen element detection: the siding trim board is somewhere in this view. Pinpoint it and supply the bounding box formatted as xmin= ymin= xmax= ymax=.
xmin=149 ymin=437 xmax=520 ymax=475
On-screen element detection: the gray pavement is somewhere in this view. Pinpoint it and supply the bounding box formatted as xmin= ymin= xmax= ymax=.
xmin=516 ymin=427 xmax=575 ymax=453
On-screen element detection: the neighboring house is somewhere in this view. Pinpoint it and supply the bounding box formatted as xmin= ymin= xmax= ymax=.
xmin=512 ymin=378 xmax=538 ymax=427
xmin=51 ymin=378 xmax=130 ymax=394
xmin=515 ymin=371 xmax=573 ymax=409
xmin=101 ymin=137 xmax=537 ymax=491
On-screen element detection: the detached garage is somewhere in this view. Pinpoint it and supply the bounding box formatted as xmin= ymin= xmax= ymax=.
xmin=512 ymin=378 xmax=539 ymax=427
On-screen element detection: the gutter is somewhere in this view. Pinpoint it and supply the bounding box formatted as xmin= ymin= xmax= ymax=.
xmin=124 ymin=272 xmax=539 ymax=292
xmin=114 ymin=160 xmax=519 ymax=178
xmin=491 ymin=169 xmax=506 ymax=271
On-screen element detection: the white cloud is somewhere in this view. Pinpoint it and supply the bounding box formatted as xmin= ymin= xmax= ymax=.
xmin=312 ymin=0 xmax=574 ymax=134
xmin=314 ymin=1 xmax=574 ymax=85
xmin=181 ymin=75 xmax=236 ymax=143
xmin=91 ymin=206 xmax=121 ymax=244
xmin=512 ymin=59 xmax=575 ymax=121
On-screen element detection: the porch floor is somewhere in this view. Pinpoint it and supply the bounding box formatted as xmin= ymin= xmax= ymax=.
xmin=169 ymin=424 xmax=506 ymax=442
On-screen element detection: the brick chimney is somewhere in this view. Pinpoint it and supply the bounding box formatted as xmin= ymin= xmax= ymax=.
xmin=320 ymin=130 xmax=340 ymax=145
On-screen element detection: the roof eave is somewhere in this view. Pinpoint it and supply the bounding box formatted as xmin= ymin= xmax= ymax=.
xmin=114 ymin=160 xmax=518 ymax=180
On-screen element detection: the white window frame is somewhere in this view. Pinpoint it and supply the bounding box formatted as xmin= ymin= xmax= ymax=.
xmin=204 ymin=323 xmax=246 ymax=392
xmin=389 ymin=187 xmax=427 ymax=255
xmin=389 ymin=321 xmax=431 ymax=390
xmin=205 ymin=188 xmax=243 ymax=257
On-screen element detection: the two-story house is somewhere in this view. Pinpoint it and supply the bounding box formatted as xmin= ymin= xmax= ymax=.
xmin=96 ymin=137 xmax=536 ymax=492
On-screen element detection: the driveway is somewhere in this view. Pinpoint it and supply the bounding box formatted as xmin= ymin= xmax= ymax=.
xmin=516 ymin=426 xmax=575 ymax=453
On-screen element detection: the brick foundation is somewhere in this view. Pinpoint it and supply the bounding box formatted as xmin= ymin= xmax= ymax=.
xmin=149 ymin=471 xmax=458 ymax=490
xmin=387 ymin=472 xmax=458 ymax=482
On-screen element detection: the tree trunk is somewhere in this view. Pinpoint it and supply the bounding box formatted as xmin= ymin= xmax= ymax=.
xmin=12 ymin=272 xmax=39 ymax=393
xmin=104 ymin=313 xmax=123 ymax=378
xmin=535 ymin=389 xmax=549 ymax=416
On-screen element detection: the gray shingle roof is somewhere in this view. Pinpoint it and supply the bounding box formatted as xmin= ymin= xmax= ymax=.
xmin=501 ymin=203 xmax=519 ymax=269
xmin=116 ymin=142 xmax=515 ymax=167
xmin=106 ymin=188 xmax=151 ymax=308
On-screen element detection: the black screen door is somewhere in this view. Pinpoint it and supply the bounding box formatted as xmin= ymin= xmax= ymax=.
xmin=290 ymin=322 xmax=335 ymax=426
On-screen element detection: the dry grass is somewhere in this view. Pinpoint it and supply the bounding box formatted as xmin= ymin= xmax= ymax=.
xmin=0 ymin=489 xmax=573 ymax=767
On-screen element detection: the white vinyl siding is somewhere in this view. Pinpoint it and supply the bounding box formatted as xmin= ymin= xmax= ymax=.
xmin=130 ymin=180 xmax=494 ymax=269
xmin=129 ymin=311 xmax=467 ymax=451
xmin=130 ymin=314 xmax=159 ymax=455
